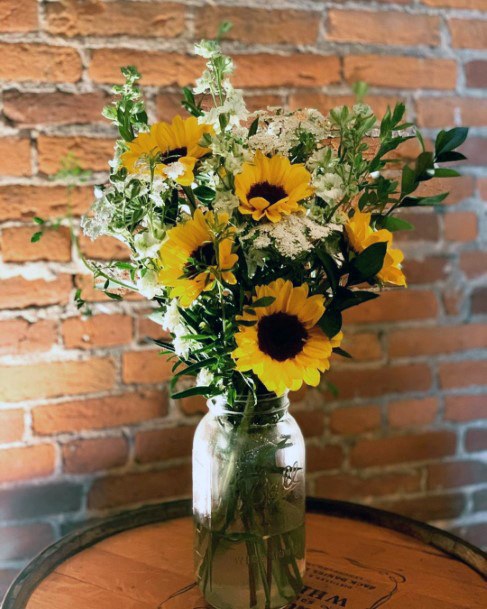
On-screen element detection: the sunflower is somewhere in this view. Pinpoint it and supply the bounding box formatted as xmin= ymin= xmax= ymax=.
xmin=158 ymin=209 xmax=238 ymax=307
xmin=233 ymin=279 xmax=342 ymax=395
xmin=121 ymin=116 xmax=213 ymax=186
xmin=345 ymin=211 xmax=406 ymax=286
xmin=234 ymin=151 xmax=314 ymax=223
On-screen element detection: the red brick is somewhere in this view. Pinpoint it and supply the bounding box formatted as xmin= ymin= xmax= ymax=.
xmin=377 ymin=493 xmax=466 ymax=521
xmin=416 ymin=97 xmax=487 ymax=128
xmin=0 ymin=524 xmax=54 ymax=561
xmin=3 ymin=90 xmax=108 ymax=127
xmin=460 ymin=251 xmax=487 ymax=278
xmin=416 ymin=175 xmax=475 ymax=206
xmin=453 ymin=522 xmax=487 ymax=547
xmin=459 ymin=137 xmax=487 ymax=166
xmin=79 ymin=234 xmax=130 ymax=260
xmin=472 ymin=288 xmax=487 ymax=315
xmin=444 ymin=212 xmax=478 ymax=242
xmin=443 ymin=287 xmax=464 ymax=317
xmin=135 ymin=425 xmax=195 ymax=463
xmin=343 ymin=290 xmax=438 ymax=324
xmin=122 ymin=350 xmax=173 ymax=384
xmin=0 ymin=358 xmax=116 ymax=402
xmin=62 ymin=314 xmax=132 ymax=349
xmin=37 ymin=136 xmax=114 ymax=174
xmin=0 ymin=43 xmax=81 ymax=83
xmin=0 ymin=138 xmax=31 ymax=176
xmin=389 ymin=324 xmax=487 ymax=358
xmin=479 ymin=178 xmax=487 ymax=200
xmin=0 ymin=275 xmax=72 ymax=310
xmin=344 ymin=55 xmax=457 ymax=90
xmin=90 ymin=50 xmax=204 ymax=86
xmin=179 ymin=394 xmax=207 ymax=416
xmin=327 ymin=11 xmax=440 ymax=46
xmin=74 ymin=273 xmax=144 ymax=303
xmin=427 ymin=460 xmax=486 ymax=490
xmin=388 ymin=397 xmax=438 ymax=428
xmin=316 ymin=471 xmax=421 ymax=501
xmin=156 ymin=93 xmax=189 ymax=122
xmin=0 ymin=483 xmax=82 ymax=520
xmin=307 ymin=445 xmax=344 ymax=473
xmin=45 ymin=0 xmax=185 ymax=37
xmin=32 ymin=390 xmax=168 ymax=435
xmin=351 ymin=430 xmax=456 ymax=467
xmin=422 ymin=0 xmax=486 ymax=7
xmin=196 ymin=7 xmax=319 ymax=45
xmin=1 ymin=226 xmax=71 ymax=262
xmin=337 ymin=333 xmax=383 ymax=362
xmin=0 ymin=444 xmax=55 ymax=483
xmin=0 ymin=410 xmax=24 ymax=444
xmin=0 ymin=0 xmax=38 ymax=32
xmin=0 ymin=319 xmax=57 ymax=355
xmin=465 ymin=428 xmax=487 ymax=452
xmin=439 ymin=360 xmax=487 ymax=390
xmin=88 ymin=464 xmax=191 ymax=509
xmin=289 ymin=385 xmax=307 ymax=403
xmin=234 ymin=54 xmax=341 ymax=88
xmin=329 ymin=405 xmax=382 ymax=435
xmin=445 ymin=395 xmax=487 ymax=422
xmin=62 ymin=437 xmax=128 ymax=473
xmin=293 ymin=410 xmax=326 ymax=438
xmin=402 ymin=256 xmax=449 ymax=285
xmin=466 ymin=60 xmax=487 ymax=88
xmin=395 ymin=211 xmax=440 ymax=241
xmin=0 ymin=185 xmax=91 ymax=222
xmin=328 ymin=364 xmax=432 ymax=400
xmin=244 ymin=94 xmax=284 ymax=113
xmin=136 ymin=313 xmax=171 ymax=343
xmin=450 ymin=19 xmax=487 ymax=49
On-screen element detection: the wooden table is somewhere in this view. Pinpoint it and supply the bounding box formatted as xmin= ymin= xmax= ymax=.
xmin=3 ymin=498 xmax=486 ymax=609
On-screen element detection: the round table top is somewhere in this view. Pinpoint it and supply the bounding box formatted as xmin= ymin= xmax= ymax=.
xmin=3 ymin=498 xmax=486 ymax=609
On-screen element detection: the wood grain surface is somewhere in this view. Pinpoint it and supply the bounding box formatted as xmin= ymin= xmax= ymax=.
xmin=22 ymin=511 xmax=486 ymax=609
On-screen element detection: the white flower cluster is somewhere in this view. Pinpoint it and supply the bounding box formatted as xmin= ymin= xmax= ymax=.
xmin=160 ymin=299 xmax=194 ymax=359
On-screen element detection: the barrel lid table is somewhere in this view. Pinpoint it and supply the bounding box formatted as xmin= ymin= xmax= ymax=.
xmin=3 ymin=498 xmax=486 ymax=609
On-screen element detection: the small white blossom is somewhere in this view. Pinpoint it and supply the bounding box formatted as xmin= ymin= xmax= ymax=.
xmin=213 ymin=191 xmax=240 ymax=215
xmin=197 ymin=368 xmax=214 ymax=387
xmin=164 ymin=161 xmax=185 ymax=180
xmin=313 ymin=173 xmax=345 ymax=203
xmin=136 ymin=269 xmax=161 ymax=299
xmin=194 ymin=41 xmax=220 ymax=59
xmin=133 ymin=230 xmax=161 ymax=259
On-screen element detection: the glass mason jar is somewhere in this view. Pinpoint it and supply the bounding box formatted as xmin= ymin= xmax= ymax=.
xmin=193 ymin=392 xmax=306 ymax=609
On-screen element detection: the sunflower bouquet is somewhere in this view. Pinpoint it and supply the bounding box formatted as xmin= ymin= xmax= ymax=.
xmin=80 ymin=36 xmax=467 ymax=609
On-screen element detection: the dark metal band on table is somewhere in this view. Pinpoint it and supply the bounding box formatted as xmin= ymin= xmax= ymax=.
xmin=3 ymin=497 xmax=486 ymax=609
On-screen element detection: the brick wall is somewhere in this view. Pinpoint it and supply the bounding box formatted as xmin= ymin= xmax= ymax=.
xmin=0 ymin=0 xmax=486 ymax=596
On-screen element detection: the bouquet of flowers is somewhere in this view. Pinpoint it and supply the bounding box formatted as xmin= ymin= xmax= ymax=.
xmin=80 ymin=35 xmax=467 ymax=609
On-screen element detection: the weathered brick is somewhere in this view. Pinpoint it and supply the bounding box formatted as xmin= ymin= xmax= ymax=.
xmin=459 ymin=137 xmax=487 ymax=166
xmin=0 ymin=275 xmax=72 ymax=310
xmin=395 ymin=211 xmax=440 ymax=241
xmin=79 ymin=233 xmax=130 ymax=260
xmin=344 ymin=56 xmax=457 ymax=90
xmin=61 ymin=314 xmax=132 ymax=349
xmin=444 ymin=395 xmax=487 ymax=422
xmin=472 ymin=288 xmax=487 ymax=315
xmin=307 ymin=445 xmax=344 ymax=473
xmin=388 ymin=397 xmax=438 ymax=428
xmin=439 ymin=360 xmax=487 ymax=390
xmin=135 ymin=425 xmax=195 ymax=463
xmin=293 ymin=410 xmax=325 ymax=438
xmin=0 ymin=138 xmax=31 ymax=176
xmin=460 ymin=251 xmax=487 ymax=278
xmin=389 ymin=324 xmax=487 ymax=358
xmin=0 ymin=410 xmax=24 ymax=444
xmin=32 ymin=390 xmax=167 ymax=435
xmin=444 ymin=212 xmax=478 ymax=242
xmin=327 ymin=11 xmax=440 ymax=46
xmin=416 ymin=175 xmax=475 ymax=206
xmin=465 ymin=60 xmax=487 ymax=88
xmin=1 ymin=226 xmax=71 ymax=262
xmin=338 ymin=333 xmax=382 ymax=362
xmin=0 ymin=0 xmax=38 ymax=32
xmin=0 ymin=319 xmax=57 ymax=355
xmin=0 ymin=43 xmax=81 ymax=82
xmin=316 ymin=471 xmax=421 ymax=501
xmin=0 ymin=444 xmax=55 ymax=483
xmin=0 ymin=523 xmax=54 ymax=561
xmin=45 ymin=0 xmax=185 ymax=37
xmin=343 ymin=290 xmax=438 ymax=324
xmin=422 ymin=0 xmax=486 ymax=7
xmin=62 ymin=437 xmax=128 ymax=473
xmin=402 ymin=256 xmax=449 ymax=285
xmin=451 ymin=522 xmax=487 ymax=548
xmin=196 ymin=7 xmax=319 ymax=44
xmin=450 ymin=19 xmax=487 ymax=49
xmin=376 ymin=493 xmax=466 ymax=521
xmin=427 ymin=460 xmax=487 ymax=490
xmin=74 ymin=273 xmax=144 ymax=303
xmin=178 ymin=394 xmax=207 ymax=416
xmin=122 ymin=350 xmax=173 ymax=384
xmin=3 ymin=90 xmax=108 ymax=127
xmin=473 ymin=489 xmax=487 ymax=511
xmin=329 ymin=405 xmax=382 ymax=435
xmin=0 ymin=483 xmax=83 ymax=521
xmin=0 ymin=358 xmax=116 ymax=402
xmin=88 ymin=464 xmax=191 ymax=509
xmin=465 ymin=428 xmax=487 ymax=452
xmin=136 ymin=313 xmax=170 ymax=343
xmin=351 ymin=431 xmax=456 ymax=467
xmin=0 ymin=185 xmax=92 ymax=222
xmin=416 ymin=97 xmax=487 ymax=128
xmin=37 ymin=136 xmax=114 ymax=174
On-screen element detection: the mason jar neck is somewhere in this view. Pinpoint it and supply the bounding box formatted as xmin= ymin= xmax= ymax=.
xmin=208 ymin=392 xmax=290 ymax=423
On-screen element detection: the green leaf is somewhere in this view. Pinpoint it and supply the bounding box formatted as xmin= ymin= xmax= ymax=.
xmin=248 ymin=117 xmax=259 ymax=137
xmin=335 ymin=289 xmax=379 ymax=311
xmin=434 ymin=168 xmax=460 ymax=178
xmin=171 ymin=386 xmax=211 ymax=400
xmin=415 ymin=151 xmax=434 ymax=180
xmin=318 ymin=309 xmax=342 ymax=339
xmin=172 ymin=357 xmax=218 ymax=382
xmin=374 ymin=215 xmax=414 ymax=232
xmin=333 ymin=347 xmax=352 ymax=359
xmin=104 ymin=291 xmax=123 ymax=300
xmin=352 ymin=81 xmax=368 ymax=103
xmin=193 ymin=185 xmax=216 ymax=202
xmin=315 ymin=249 xmax=339 ymax=294
xmin=349 ymin=241 xmax=387 ymax=281
xmin=401 ymin=165 xmax=416 ymax=197
xmin=435 ymin=127 xmax=468 ymax=157
xmin=238 ymin=319 xmax=257 ymax=327
xmin=251 ymin=296 xmax=275 ymax=308
xmin=401 ymin=192 xmax=448 ymax=207
xmin=30 ymin=231 xmax=42 ymax=243
xmin=33 ymin=216 xmax=45 ymax=225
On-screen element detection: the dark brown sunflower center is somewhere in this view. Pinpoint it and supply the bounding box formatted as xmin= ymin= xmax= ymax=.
xmin=161 ymin=146 xmax=187 ymax=164
xmin=257 ymin=312 xmax=308 ymax=361
xmin=184 ymin=242 xmax=215 ymax=277
xmin=247 ymin=181 xmax=287 ymax=206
